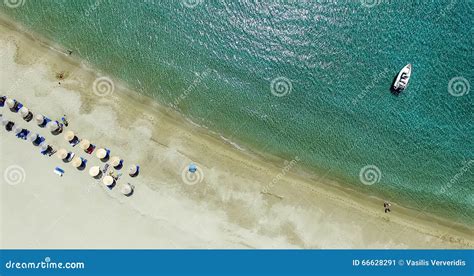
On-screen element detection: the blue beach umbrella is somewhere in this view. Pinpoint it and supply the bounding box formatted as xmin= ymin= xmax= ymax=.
xmin=188 ymin=163 xmax=197 ymax=173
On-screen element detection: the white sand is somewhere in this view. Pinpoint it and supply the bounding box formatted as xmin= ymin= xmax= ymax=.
xmin=0 ymin=16 xmax=472 ymax=249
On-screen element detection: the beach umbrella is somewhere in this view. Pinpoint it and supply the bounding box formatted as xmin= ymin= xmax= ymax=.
xmin=12 ymin=125 xmax=22 ymax=135
xmin=102 ymin=175 xmax=115 ymax=187
xmin=80 ymin=139 xmax=91 ymax=150
xmin=5 ymin=98 xmax=15 ymax=109
xmin=129 ymin=164 xmax=139 ymax=176
xmin=188 ymin=163 xmax=197 ymax=173
xmin=96 ymin=148 xmax=108 ymax=159
xmin=120 ymin=183 xmax=133 ymax=196
xmin=19 ymin=107 xmax=29 ymax=118
xmin=56 ymin=149 xmax=68 ymax=160
xmin=88 ymin=166 xmax=101 ymax=177
xmin=71 ymin=157 xmax=83 ymax=168
xmin=35 ymin=114 xmax=45 ymax=125
xmin=110 ymin=156 xmax=122 ymax=167
xmin=1 ymin=118 xmax=10 ymax=126
xmin=47 ymin=121 xmax=59 ymax=132
xmin=64 ymin=130 xmax=75 ymax=142
xmin=29 ymin=133 xmax=38 ymax=142
xmin=40 ymin=143 xmax=50 ymax=152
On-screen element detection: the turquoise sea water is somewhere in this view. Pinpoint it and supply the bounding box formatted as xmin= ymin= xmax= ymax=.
xmin=2 ymin=1 xmax=473 ymax=225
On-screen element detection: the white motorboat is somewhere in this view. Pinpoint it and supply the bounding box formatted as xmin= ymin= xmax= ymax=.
xmin=393 ymin=64 xmax=412 ymax=91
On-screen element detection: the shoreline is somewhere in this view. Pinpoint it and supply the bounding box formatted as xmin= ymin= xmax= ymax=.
xmin=0 ymin=13 xmax=473 ymax=249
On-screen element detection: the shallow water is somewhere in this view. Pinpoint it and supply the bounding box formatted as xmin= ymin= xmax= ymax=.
xmin=2 ymin=0 xmax=473 ymax=224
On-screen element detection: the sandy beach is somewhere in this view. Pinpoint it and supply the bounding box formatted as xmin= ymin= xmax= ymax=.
xmin=0 ymin=15 xmax=473 ymax=249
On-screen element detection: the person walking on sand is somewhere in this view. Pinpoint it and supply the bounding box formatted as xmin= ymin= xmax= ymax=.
xmin=61 ymin=115 xmax=69 ymax=127
xmin=384 ymin=201 xmax=392 ymax=213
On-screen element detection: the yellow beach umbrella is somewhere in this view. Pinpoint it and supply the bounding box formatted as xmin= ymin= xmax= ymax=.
xmin=64 ymin=131 xmax=75 ymax=142
xmin=71 ymin=157 xmax=82 ymax=168
xmin=56 ymin=149 xmax=68 ymax=160
xmin=80 ymin=139 xmax=91 ymax=150
xmin=110 ymin=156 xmax=121 ymax=167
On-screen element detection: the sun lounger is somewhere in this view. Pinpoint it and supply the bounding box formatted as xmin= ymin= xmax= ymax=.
xmin=54 ymin=167 xmax=65 ymax=177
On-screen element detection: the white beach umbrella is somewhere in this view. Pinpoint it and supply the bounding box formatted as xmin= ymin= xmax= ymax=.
xmin=19 ymin=107 xmax=30 ymax=118
xmin=89 ymin=166 xmax=101 ymax=177
xmin=29 ymin=133 xmax=38 ymax=142
xmin=1 ymin=118 xmax=10 ymax=126
xmin=56 ymin=149 xmax=68 ymax=160
xmin=6 ymin=98 xmax=15 ymax=108
xmin=71 ymin=157 xmax=83 ymax=168
xmin=110 ymin=156 xmax=122 ymax=167
xmin=80 ymin=139 xmax=91 ymax=150
xmin=96 ymin=148 xmax=108 ymax=159
xmin=102 ymin=175 xmax=115 ymax=187
xmin=12 ymin=125 xmax=22 ymax=134
xmin=64 ymin=130 xmax=75 ymax=142
xmin=47 ymin=121 xmax=59 ymax=132
xmin=40 ymin=143 xmax=49 ymax=152
xmin=120 ymin=183 xmax=133 ymax=196
xmin=35 ymin=114 xmax=45 ymax=125
xmin=129 ymin=164 xmax=138 ymax=176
